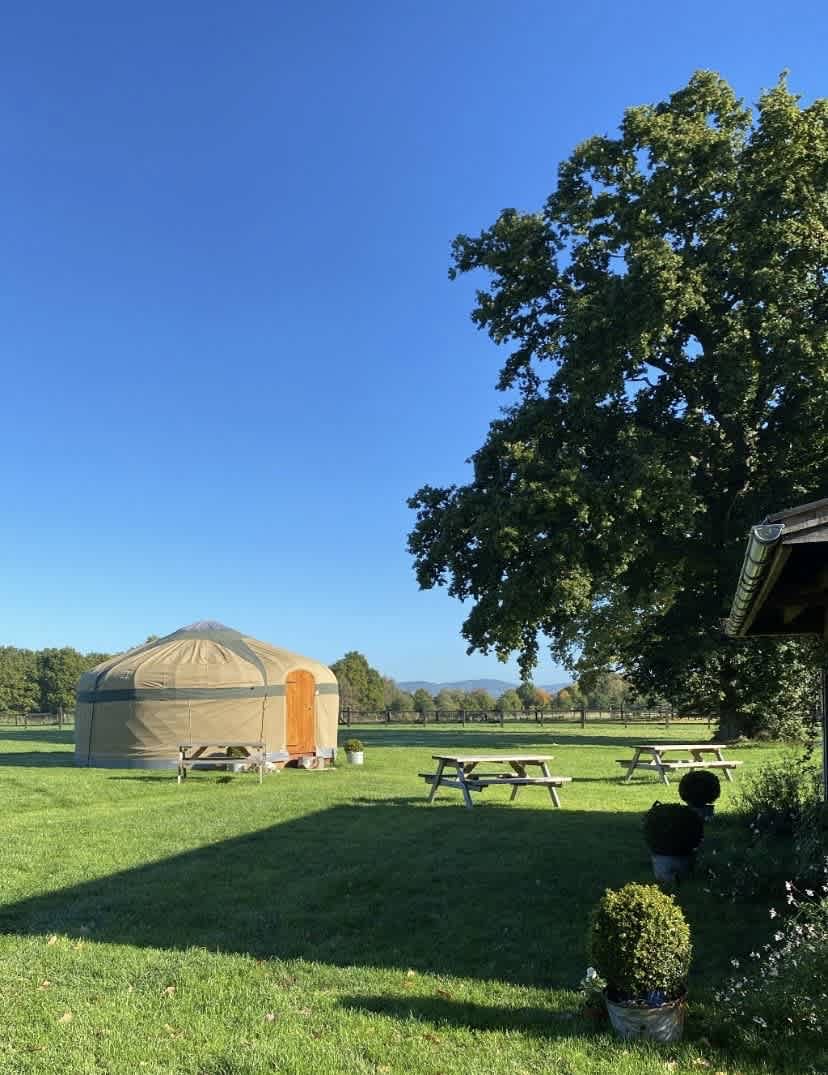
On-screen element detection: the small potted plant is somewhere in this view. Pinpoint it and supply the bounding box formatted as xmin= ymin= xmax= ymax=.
xmin=578 ymin=966 xmax=608 ymax=1023
xmin=678 ymin=769 xmax=721 ymax=821
xmin=643 ymin=801 xmax=704 ymax=884
xmin=343 ymin=738 xmax=364 ymax=765
xmin=589 ymin=882 xmax=691 ymax=1041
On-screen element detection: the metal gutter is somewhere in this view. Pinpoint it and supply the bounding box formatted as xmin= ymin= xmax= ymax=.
xmin=724 ymin=523 xmax=785 ymax=637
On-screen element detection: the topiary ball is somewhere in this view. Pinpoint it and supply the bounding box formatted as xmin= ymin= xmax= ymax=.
xmin=643 ymin=801 xmax=704 ymax=855
xmin=678 ymin=769 xmax=721 ymax=807
xmin=589 ymin=882 xmax=691 ymax=1002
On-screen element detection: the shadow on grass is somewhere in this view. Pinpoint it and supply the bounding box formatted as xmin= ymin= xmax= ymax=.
xmin=339 ymin=994 xmax=593 ymax=1039
xmin=0 ymin=798 xmax=758 ymax=990
xmin=0 ymin=728 xmax=74 ymax=746
xmin=0 ymin=750 xmax=76 ymax=767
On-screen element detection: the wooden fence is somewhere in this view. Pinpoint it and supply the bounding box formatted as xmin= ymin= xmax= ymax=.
xmin=0 ymin=708 xmax=73 ymax=727
xmin=338 ymin=706 xmax=714 ymax=728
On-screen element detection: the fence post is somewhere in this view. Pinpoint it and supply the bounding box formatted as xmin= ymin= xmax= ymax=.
xmin=461 ymin=708 xmax=466 ymax=727
xmin=580 ymin=706 xmax=586 ymax=729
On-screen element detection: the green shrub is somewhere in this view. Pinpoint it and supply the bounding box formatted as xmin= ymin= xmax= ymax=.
xmin=343 ymin=739 xmax=364 ymax=753
xmin=643 ymin=802 xmax=704 ymax=855
xmin=736 ymin=753 xmax=821 ymax=836
xmin=678 ymin=769 xmax=721 ymax=807
xmin=589 ymin=883 xmax=691 ymax=1001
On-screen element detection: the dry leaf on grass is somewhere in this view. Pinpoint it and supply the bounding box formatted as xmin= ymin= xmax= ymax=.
xmin=38 ymin=980 xmax=51 ymax=990
xmin=57 ymin=1012 xmax=73 ymax=1024
xmin=435 ymin=988 xmax=452 ymax=1000
xmin=46 ymin=935 xmax=58 ymax=946
xmin=264 ymin=1012 xmax=278 ymax=1022
xmin=163 ymin=985 xmax=176 ymax=997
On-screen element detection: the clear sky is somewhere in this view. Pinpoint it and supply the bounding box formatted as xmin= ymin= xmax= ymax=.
xmin=1 ymin=1 xmax=826 ymax=683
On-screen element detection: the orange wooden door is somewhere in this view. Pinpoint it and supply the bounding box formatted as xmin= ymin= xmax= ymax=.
xmin=286 ymin=670 xmax=316 ymax=755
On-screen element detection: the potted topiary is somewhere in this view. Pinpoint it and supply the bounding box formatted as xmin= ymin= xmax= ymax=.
xmin=678 ymin=769 xmax=721 ymax=821
xmin=589 ymin=882 xmax=691 ymax=1042
xmin=343 ymin=738 xmax=364 ymax=765
xmin=643 ymin=801 xmax=704 ymax=884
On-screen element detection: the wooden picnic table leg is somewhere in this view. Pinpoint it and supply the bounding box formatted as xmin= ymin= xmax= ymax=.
xmin=537 ymin=759 xmax=561 ymax=805
xmin=458 ymin=763 xmax=475 ymax=808
xmin=426 ymin=759 xmax=446 ymax=803
xmin=655 ymin=751 xmax=670 ymax=784
xmin=715 ymin=748 xmax=734 ymax=781
xmin=508 ymin=761 xmax=528 ymax=801
xmin=623 ymin=747 xmax=642 ymax=783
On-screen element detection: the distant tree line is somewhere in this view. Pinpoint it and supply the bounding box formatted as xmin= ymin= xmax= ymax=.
xmin=0 ymin=646 xmax=111 ymax=715
xmin=330 ymin=651 xmax=640 ymax=714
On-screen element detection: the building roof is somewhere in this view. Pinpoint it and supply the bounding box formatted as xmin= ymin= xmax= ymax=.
xmin=725 ymin=497 xmax=828 ymax=638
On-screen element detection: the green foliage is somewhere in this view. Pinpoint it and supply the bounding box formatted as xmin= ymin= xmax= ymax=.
xmin=495 ymin=688 xmax=522 ymax=712
xmin=716 ymin=886 xmax=828 ymax=1047
xmin=589 ymin=883 xmax=691 ymax=1001
xmin=342 ymin=738 xmax=364 ymax=753
xmin=465 ymin=688 xmax=497 ymax=711
xmin=678 ymin=769 xmax=721 ymax=807
xmin=0 ymin=644 xmax=108 ymax=714
xmin=331 ymin=652 xmax=385 ymax=711
xmin=408 ymin=70 xmax=828 ymax=738
xmin=736 ymin=753 xmax=822 ymax=836
xmin=0 ymin=646 xmax=39 ymax=713
xmin=412 ymin=688 xmax=435 ymax=713
xmin=643 ymin=802 xmax=704 ymax=856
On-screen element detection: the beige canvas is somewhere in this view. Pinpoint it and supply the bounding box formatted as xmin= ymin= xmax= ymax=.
xmin=75 ymin=621 xmax=339 ymax=768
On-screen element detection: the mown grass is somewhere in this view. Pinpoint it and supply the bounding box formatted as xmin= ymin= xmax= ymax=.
xmin=0 ymin=723 xmax=817 ymax=1074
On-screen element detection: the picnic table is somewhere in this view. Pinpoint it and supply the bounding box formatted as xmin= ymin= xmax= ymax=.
xmin=420 ymin=753 xmax=572 ymax=809
xmin=617 ymin=743 xmax=742 ymax=785
xmin=177 ymin=741 xmax=266 ymax=784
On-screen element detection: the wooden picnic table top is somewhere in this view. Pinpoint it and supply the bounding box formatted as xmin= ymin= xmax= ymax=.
xmin=431 ymin=753 xmax=554 ymax=764
xmin=636 ymin=743 xmax=732 ymax=752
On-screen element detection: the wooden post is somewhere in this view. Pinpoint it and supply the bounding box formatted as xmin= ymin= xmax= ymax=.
xmin=461 ymin=708 xmax=466 ymax=727
xmin=580 ymin=706 xmax=586 ymax=729
xmin=817 ymin=666 xmax=821 ymax=804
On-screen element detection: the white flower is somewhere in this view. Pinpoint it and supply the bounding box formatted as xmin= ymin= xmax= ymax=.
xmin=769 ymin=908 xmax=777 ymax=919
xmin=731 ymin=958 xmax=740 ymax=968
xmin=753 ymin=1015 xmax=768 ymax=1027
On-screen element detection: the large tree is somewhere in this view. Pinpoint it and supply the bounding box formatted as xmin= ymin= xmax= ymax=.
xmin=330 ymin=651 xmax=385 ymax=712
xmin=408 ymin=72 xmax=828 ymax=738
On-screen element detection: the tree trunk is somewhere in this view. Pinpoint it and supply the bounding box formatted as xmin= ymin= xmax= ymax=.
xmin=715 ymin=709 xmax=751 ymax=741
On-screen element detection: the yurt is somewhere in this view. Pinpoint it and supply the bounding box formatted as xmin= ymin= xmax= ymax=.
xmin=74 ymin=621 xmax=339 ymax=768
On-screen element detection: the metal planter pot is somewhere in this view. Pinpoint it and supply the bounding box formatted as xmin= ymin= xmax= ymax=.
xmin=604 ymin=991 xmax=686 ymax=1042
xmin=651 ymin=852 xmax=695 ymax=884
xmin=346 ymin=751 xmax=364 ymax=765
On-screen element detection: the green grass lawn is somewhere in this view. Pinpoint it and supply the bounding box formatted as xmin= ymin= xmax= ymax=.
xmin=0 ymin=723 xmax=816 ymax=1074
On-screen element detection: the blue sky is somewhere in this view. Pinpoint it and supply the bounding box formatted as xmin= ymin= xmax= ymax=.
xmin=1 ymin=2 xmax=826 ymax=683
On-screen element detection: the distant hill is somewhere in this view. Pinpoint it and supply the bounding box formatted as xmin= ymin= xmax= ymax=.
xmin=398 ymin=679 xmax=570 ymax=698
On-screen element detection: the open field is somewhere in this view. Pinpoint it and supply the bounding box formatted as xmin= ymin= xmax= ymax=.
xmin=0 ymin=723 xmax=819 ymax=1075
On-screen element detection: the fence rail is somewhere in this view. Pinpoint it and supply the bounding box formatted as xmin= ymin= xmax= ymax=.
xmin=0 ymin=709 xmax=73 ymax=727
xmin=338 ymin=706 xmax=714 ymax=728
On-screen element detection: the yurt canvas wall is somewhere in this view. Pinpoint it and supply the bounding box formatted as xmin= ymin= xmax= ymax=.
xmin=74 ymin=622 xmax=339 ymax=768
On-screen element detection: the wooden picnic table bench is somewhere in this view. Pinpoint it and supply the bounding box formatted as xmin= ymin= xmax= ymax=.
xmin=177 ymin=741 xmax=266 ymax=784
xmin=420 ymin=754 xmax=572 ymax=808
xmin=617 ymin=743 xmax=742 ymax=785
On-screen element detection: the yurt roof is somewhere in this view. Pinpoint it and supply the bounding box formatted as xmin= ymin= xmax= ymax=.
xmin=77 ymin=621 xmax=338 ymax=699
